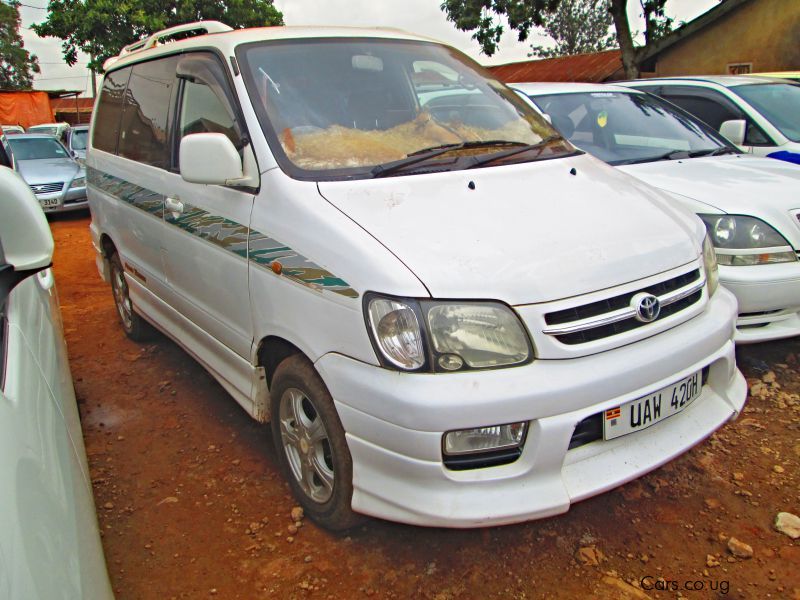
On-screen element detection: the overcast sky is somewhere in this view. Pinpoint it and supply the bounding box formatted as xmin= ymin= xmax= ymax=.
xmin=18 ymin=0 xmax=719 ymax=96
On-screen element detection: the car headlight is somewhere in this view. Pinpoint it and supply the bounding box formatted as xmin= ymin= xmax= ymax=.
xmin=365 ymin=295 xmax=533 ymax=372
xmin=702 ymin=234 xmax=719 ymax=297
xmin=69 ymin=176 xmax=86 ymax=189
xmin=699 ymin=214 xmax=797 ymax=265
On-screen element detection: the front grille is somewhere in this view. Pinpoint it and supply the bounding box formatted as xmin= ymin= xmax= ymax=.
xmin=30 ymin=182 xmax=64 ymax=194
xmin=544 ymin=269 xmax=703 ymax=345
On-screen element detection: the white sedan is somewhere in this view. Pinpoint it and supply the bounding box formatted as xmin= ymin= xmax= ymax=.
xmin=513 ymin=82 xmax=800 ymax=343
xmin=0 ymin=166 xmax=113 ymax=598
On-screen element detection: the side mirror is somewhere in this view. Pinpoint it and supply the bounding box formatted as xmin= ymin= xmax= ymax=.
xmin=719 ymin=119 xmax=746 ymax=147
xmin=0 ymin=167 xmax=54 ymax=305
xmin=179 ymin=133 xmax=244 ymax=186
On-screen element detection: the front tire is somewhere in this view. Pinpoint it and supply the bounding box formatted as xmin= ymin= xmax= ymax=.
xmin=270 ymin=354 xmax=362 ymax=531
xmin=109 ymin=252 xmax=152 ymax=342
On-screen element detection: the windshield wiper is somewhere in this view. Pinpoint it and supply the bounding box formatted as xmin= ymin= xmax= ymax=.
xmin=687 ymin=147 xmax=740 ymax=158
xmin=370 ymin=140 xmax=529 ymax=178
xmin=466 ymin=135 xmax=564 ymax=169
xmin=613 ymin=150 xmax=692 ymax=166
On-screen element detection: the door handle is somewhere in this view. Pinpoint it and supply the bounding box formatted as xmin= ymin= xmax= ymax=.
xmin=165 ymin=196 xmax=184 ymax=215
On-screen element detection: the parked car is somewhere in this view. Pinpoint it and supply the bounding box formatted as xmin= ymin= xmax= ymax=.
xmin=621 ymin=76 xmax=800 ymax=165
xmin=0 ymin=165 xmax=114 ymax=599
xmin=512 ymin=82 xmax=800 ymax=343
xmin=0 ymin=131 xmax=15 ymax=170
xmin=88 ymin=21 xmax=745 ymax=530
xmin=27 ymin=122 xmax=71 ymax=144
xmin=1 ymin=124 xmax=25 ymax=135
xmin=753 ymin=71 xmax=800 ymax=84
xmin=7 ymin=133 xmax=88 ymax=213
xmin=67 ymin=124 xmax=90 ymax=161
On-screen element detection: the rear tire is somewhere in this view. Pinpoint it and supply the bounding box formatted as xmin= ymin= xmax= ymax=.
xmin=109 ymin=252 xmax=152 ymax=342
xmin=270 ymin=354 xmax=363 ymax=531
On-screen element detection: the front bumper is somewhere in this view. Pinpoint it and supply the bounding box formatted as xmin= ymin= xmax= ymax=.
xmin=34 ymin=185 xmax=88 ymax=213
xmin=315 ymin=287 xmax=745 ymax=528
xmin=720 ymin=262 xmax=800 ymax=343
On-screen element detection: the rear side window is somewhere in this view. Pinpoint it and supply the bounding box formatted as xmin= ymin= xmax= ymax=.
xmin=93 ymin=67 xmax=132 ymax=153
xmin=118 ymin=56 xmax=179 ymax=168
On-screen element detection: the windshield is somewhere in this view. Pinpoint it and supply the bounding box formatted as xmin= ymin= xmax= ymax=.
xmin=237 ymin=39 xmax=567 ymax=179
xmin=730 ymin=83 xmax=800 ymax=142
xmin=71 ymin=129 xmax=88 ymax=150
xmin=8 ymin=137 xmax=70 ymax=160
xmin=529 ymin=91 xmax=729 ymax=165
xmin=28 ymin=126 xmax=58 ymax=135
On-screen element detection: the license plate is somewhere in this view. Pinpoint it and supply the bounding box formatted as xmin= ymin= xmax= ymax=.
xmin=40 ymin=197 xmax=60 ymax=208
xmin=603 ymin=371 xmax=701 ymax=440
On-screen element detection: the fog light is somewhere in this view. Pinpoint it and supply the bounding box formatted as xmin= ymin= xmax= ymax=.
xmin=437 ymin=354 xmax=464 ymax=371
xmin=443 ymin=422 xmax=528 ymax=455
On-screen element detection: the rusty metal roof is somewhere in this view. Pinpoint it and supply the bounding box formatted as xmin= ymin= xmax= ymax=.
xmin=488 ymin=49 xmax=623 ymax=83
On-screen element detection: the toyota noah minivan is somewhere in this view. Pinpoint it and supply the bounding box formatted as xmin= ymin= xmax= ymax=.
xmin=87 ymin=21 xmax=746 ymax=529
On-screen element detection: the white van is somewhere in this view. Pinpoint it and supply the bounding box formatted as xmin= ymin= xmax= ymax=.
xmin=87 ymin=22 xmax=746 ymax=529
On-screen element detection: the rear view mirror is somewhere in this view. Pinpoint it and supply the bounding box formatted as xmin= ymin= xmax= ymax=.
xmin=352 ymin=55 xmax=383 ymax=72
xmin=0 ymin=167 xmax=54 ymax=304
xmin=179 ymin=133 xmax=244 ymax=185
xmin=719 ymin=119 xmax=746 ymax=147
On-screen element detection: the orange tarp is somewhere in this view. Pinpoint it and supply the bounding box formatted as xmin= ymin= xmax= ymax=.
xmin=0 ymin=91 xmax=55 ymax=129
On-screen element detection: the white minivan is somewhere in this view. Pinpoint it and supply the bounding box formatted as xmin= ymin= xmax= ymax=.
xmin=87 ymin=22 xmax=746 ymax=529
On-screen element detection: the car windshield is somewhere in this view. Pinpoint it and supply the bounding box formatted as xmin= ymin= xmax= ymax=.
xmin=730 ymin=82 xmax=800 ymax=142
xmin=528 ymin=91 xmax=728 ymax=165
xmin=8 ymin=137 xmax=70 ymax=160
xmin=71 ymin=129 xmax=88 ymax=150
xmin=237 ymin=38 xmax=568 ymax=179
xmin=29 ymin=126 xmax=58 ymax=135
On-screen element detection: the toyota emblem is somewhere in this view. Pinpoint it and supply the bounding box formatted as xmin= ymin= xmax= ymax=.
xmin=631 ymin=292 xmax=661 ymax=323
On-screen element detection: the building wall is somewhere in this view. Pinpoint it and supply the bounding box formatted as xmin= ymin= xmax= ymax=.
xmin=655 ymin=0 xmax=800 ymax=76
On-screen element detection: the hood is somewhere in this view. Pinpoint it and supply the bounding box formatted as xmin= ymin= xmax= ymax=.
xmin=618 ymin=154 xmax=800 ymax=246
xmin=318 ymin=154 xmax=701 ymax=305
xmin=17 ymin=158 xmax=80 ymax=185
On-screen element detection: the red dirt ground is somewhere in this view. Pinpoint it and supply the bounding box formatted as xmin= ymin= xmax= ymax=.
xmin=51 ymin=213 xmax=799 ymax=599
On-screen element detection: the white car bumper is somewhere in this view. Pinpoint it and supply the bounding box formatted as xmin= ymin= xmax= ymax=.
xmin=720 ymin=261 xmax=800 ymax=343
xmin=315 ymin=288 xmax=746 ymax=528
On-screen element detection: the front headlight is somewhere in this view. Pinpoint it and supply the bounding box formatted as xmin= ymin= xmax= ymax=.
xmin=365 ymin=295 xmax=532 ymax=372
xmin=69 ymin=176 xmax=86 ymax=189
xmin=702 ymin=234 xmax=719 ymax=297
xmin=699 ymin=214 xmax=797 ymax=265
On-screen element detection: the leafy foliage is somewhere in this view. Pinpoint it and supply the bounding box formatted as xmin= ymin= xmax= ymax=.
xmin=441 ymin=0 xmax=680 ymax=78
xmin=32 ymin=0 xmax=284 ymax=72
xmin=0 ymin=1 xmax=40 ymax=90
xmin=639 ymin=0 xmax=673 ymax=44
xmin=528 ymin=0 xmax=615 ymax=58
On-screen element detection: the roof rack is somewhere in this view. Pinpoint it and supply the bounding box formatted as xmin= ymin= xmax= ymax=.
xmin=103 ymin=21 xmax=233 ymax=71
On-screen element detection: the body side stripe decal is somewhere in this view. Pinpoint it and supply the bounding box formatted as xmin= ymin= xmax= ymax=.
xmin=88 ymin=167 xmax=359 ymax=298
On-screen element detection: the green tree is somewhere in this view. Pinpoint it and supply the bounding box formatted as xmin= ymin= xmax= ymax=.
xmin=529 ymin=0 xmax=615 ymax=59
xmin=441 ymin=0 xmax=673 ymax=78
xmin=0 ymin=0 xmax=40 ymax=90
xmin=32 ymin=0 xmax=284 ymax=73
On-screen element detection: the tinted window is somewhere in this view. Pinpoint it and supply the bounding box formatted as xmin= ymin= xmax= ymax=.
xmin=731 ymin=83 xmax=800 ymax=143
xmin=660 ymin=87 xmax=770 ymax=146
xmin=70 ymin=129 xmax=88 ymax=151
xmin=8 ymin=137 xmax=70 ymax=160
xmin=118 ymin=56 xmax=178 ymax=168
xmin=93 ymin=67 xmax=132 ymax=153
xmin=531 ymin=91 xmax=726 ymax=165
